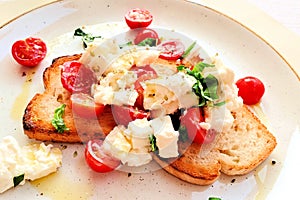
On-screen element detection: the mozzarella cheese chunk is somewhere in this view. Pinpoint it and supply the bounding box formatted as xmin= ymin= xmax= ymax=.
xmin=150 ymin=116 xmax=179 ymax=158
xmin=143 ymin=72 xmax=199 ymax=114
xmin=0 ymin=136 xmax=62 ymax=194
xmin=125 ymin=118 xmax=153 ymax=150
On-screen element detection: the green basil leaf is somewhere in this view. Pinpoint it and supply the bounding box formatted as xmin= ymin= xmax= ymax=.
xmin=13 ymin=174 xmax=25 ymax=187
xmin=208 ymin=197 xmax=221 ymax=200
xmin=149 ymin=134 xmax=158 ymax=152
xmin=182 ymin=41 xmax=196 ymax=58
xmin=74 ymin=28 xmax=102 ymax=49
xmin=178 ymin=126 xmax=189 ymax=142
xmin=51 ymin=104 xmax=69 ymax=133
xmin=137 ymin=38 xmax=157 ymax=47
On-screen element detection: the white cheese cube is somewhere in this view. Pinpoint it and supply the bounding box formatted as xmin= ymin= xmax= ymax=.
xmin=150 ymin=116 xmax=179 ymax=158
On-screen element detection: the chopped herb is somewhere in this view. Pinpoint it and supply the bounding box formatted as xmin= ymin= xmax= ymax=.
xmin=149 ymin=134 xmax=158 ymax=152
xmin=119 ymin=41 xmax=133 ymax=49
xmin=177 ymin=65 xmax=186 ymax=71
xmin=178 ymin=126 xmax=189 ymax=142
xmin=137 ymin=38 xmax=158 ymax=47
xmin=13 ymin=174 xmax=25 ymax=187
xmin=182 ymin=41 xmax=196 ymax=58
xmin=208 ymin=197 xmax=221 ymax=200
xmin=74 ymin=28 xmax=102 ymax=48
xmin=51 ymin=104 xmax=69 ymax=133
xmin=178 ymin=61 xmax=219 ymax=107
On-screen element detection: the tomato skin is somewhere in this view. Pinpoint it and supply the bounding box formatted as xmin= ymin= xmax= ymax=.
xmin=11 ymin=37 xmax=47 ymax=67
xmin=111 ymin=105 xmax=150 ymax=126
xmin=134 ymin=28 xmax=160 ymax=45
xmin=158 ymin=40 xmax=185 ymax=61
xmin=61 ymin=61 xmax=96 ymax=94
xmin=180 ymin=107 xmax=215 ymax=144
xmin=85 ymin=140 xmax=121 ymax=173
xmin=125 ymin=8 xmax=153 ymax=29
xmin=70 ymin=93 xmax=105 ymax=119
xmin=130 ymin=65 xmax=158 ymax=109
xmin=236 ymin=76 xmax=265 ymax=105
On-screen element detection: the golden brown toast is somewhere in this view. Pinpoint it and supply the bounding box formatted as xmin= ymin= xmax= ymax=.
xmin=153 ymin=105 xmax=277 ymax=185
xmin=23 ymin=54 xmax=116 ymax=143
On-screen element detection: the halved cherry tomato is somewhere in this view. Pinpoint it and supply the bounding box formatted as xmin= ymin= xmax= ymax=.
xmin=125 ymin=8 xmax=153 ymax=29
xmin=158 ymin=40 xmax=185 ymax=60
xmin=85 ymin=139 xmax=121 ymax=173
xmin=130 ymin=65 xmax=158 ymax=109
xmin=11 ymin=37 xmax=47 ymax=67
xmin=61 ymin=61 xmax=96 ymax=94
xmin=70 ymin=93 xmax=105 ymax=119
xmin=236 ymin=76 xmax=265 ymax=105
xmin=180 ymin=107 xmax=215 ymax=144
xmin=134 ymin=28 xmax=160 ymax=45
xmin=111 ymin=105 xmax=150 ymax=126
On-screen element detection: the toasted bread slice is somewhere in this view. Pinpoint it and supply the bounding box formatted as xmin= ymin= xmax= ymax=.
xmin=23 ymin=54 xmax=116 ymax=143
xmin=153 ymin=105 xmax=277 ymax=185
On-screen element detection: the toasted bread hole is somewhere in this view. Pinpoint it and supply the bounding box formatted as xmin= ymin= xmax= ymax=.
xmin=231 ymin=145 xmax=239 ymax=150
xmin=57 ymin=94 xmax=63 ymax=102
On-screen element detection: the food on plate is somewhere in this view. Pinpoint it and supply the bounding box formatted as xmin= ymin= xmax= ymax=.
xmin=21 ymin=10 xmax=276 ymax=184
xmin=125 ymin=8 xmax=153 ymax=29
xmin=236 ymin=76 xmax=265 ymax=105
xmin=11 ymin=37 xmax=47 ymax=67
xmin=0 ymin=136 xmax=62 ymax=193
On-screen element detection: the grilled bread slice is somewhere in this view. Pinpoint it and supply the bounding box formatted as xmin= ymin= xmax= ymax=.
xmin=23 ymin=54 xmax=116 ymax=143
xmin=153 ymin=105 xmax=277 ymax=185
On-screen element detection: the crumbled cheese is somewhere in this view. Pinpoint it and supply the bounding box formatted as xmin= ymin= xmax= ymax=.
xmin=0 ymin=136 xmax=62 ymax=194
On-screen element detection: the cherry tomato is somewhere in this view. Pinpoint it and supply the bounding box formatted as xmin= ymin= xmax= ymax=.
xmin=134 ymin=28 xmax=160 ymax=45
xmin=70 ymin=93 xmax=105 ymax=119
xmin=11 ymin=37 xmax=47 ymax=67
xmin=111 ymin=105 xmax=150 ymax=126
xmin=61 ymin=61 xmax=96 ymax=94
xmin=236 ymin=76 xmax=265 ymax=105
xmin=158 ymin=40 xmax=185 ymax=60
xmin=180 ymin=107 xmax=215 ymax=144
xmin=85 ymin=139 xmax=121 ymax=173
xmin=130 ymin=65 xmax=157 ymax=109
xmin=125 ymin=8 xmax=153 ymax=29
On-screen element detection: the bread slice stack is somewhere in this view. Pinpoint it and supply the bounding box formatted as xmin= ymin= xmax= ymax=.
xmin=23 ymin=54 xmax=277 ymax=185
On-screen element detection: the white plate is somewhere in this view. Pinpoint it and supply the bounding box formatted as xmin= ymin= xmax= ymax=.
xmin=0 ymin=0 xmax=299 ymax=199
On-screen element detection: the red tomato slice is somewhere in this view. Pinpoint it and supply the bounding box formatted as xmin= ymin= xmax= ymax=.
xmin=111 ymin=105 xmax=150 ymax=126
xmin=11 ymin=37 xmax=47 ymax=67
xmin=85 ymin=139 xmax=121 ymax=173
xmin=134 ymin=28 xmax=160 ymax=45
xmin=61 ymin=61 xmax=96 ymax=94
xmin=180 ymin=107 xmax=215 ymax=144
xmin=236 ymin=76 xmax=265 ymax=105
xmin=125 ymin=8 xmax=153 ymax=29
xmin=158 ymin=40 xmax=185 ymax=60
xmin=70 ymin=93 xmax=105 ymax=119
xmin=130 ymin=65 xmax=158 ymax=109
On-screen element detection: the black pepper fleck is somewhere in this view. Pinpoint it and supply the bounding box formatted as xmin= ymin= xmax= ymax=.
xmin=272 ymin=160 xmax=277 ymax=165
xmin=128 ymin=173 xmax=132 ymax=177
xmin=231 ymin=178 xmax=236 ymax=183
